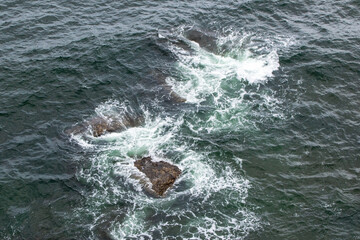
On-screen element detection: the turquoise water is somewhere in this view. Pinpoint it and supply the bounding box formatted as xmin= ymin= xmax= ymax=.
xmin=0 ymin=0 xmax=359 ymax=239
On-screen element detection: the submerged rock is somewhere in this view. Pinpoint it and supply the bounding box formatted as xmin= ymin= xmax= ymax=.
xmin=171 ymin=39 xmax=193 ymax=53
xmin=163 ymin=83 xmax=186 ymax=103
xmin=184 ymin=29 xmax=218 ymax=54
xmin=134 ymin=157 xmax=181 ymax=196
xmin=151 ymin=69 xmax=186 ymax=103
xmin=65 ymin=114 xmax=144 ymax=137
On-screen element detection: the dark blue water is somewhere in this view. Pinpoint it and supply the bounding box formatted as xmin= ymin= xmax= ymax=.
xmin=1 ymin=0 xmax=359 ymax=239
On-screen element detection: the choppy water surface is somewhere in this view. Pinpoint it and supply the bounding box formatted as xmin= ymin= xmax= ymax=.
xmin=1 ymin=0 xmax=359 ymax=239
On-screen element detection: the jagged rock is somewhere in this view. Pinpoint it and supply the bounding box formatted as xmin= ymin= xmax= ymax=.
xmin=134 ymin=157 xmax=181 ymax=196
xmin=65 ymin=114 xmax=144 ymax=137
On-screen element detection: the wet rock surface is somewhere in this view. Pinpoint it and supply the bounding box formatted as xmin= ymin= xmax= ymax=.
xmin=184 ymin=29 xmax=218 ymax=54
xmin=134 ymin=157 xmax=181 ymax=196
xmin=151 ymin=69 xmax=186 ymax=103
xmin=65 ymin=115 xmax=144 ymax=137
xmin=89 ymin=115 xmax=144 ymax=137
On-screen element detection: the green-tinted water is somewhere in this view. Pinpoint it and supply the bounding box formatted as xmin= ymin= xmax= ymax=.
xmin=1 ymin=0 xmax=359 ymax=239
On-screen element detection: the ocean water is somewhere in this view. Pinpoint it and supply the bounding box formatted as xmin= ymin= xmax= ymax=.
xmin=1 ymin=0 xmax=359 ymax=239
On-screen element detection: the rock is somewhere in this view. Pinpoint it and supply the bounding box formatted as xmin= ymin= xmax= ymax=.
xmin=65 ymin=114 xmax=144 ymax=137
xmin=171 ymin=39 xmax=193 ymax=52
xmin=89 ymin=115 xmax=144 ymax=137
xmin=64 ymin=122 xmax=88 ymax=136
xmin=163 ymin=84 xmax=187 ymax=103
xmin=184 ymin=29 xmax=218 ymax=54
xmin=151 ymin=69 xmax=186 ymax=103
xmin=134 ymin=157 xmax=181 ymax=196
xmin=89 ymin=117 xmax=112 ymax=137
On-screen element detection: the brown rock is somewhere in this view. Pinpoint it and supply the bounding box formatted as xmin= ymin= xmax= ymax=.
xmin=89 ymin=115 xmax=144 ymax=137
xmin=65 ymin=115 xmax=144 ymax=137
xmin=134 ymin=157 xmax=181 ymax=196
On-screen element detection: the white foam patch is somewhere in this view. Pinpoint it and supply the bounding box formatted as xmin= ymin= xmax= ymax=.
xmin=110 ymin=152 xmax=259 ymax=239
xmin=71 ymin=29 xmax=293 ymax=239
xmin=235 ymin=49 xmax=279 ymax=84
xmin=178 ymin=152 xmax=250 ymax=200
xmin=97 ymin=115 xmax=175 ymax=157
xmin=164 ymin=29 xmax=290 ymax=133
xmin=70 ymin=133 xmax=94 ymax=149
xmin=112 ymin=211 xmax=149 ymax=239
xmin=72 ymin=99 xmax=258 ymax=239
xmin=94 ymin=99 xmax=130 ymax=117
xmin=166 ymin=32 xmax=280 ymax=105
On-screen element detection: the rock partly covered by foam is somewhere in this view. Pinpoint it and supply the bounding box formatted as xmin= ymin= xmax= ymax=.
xmin=150 ymin=69 xmax=186 ymax=103
xmin=184 ymin=28 xmax=218 ymax=54
xmin=89 ymin=115 xmax=144 ymax=137
xmin=134 ymin=157 xmax=181 ymax=196
xmin=65 ymin=115 xmax=144 ymax=137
